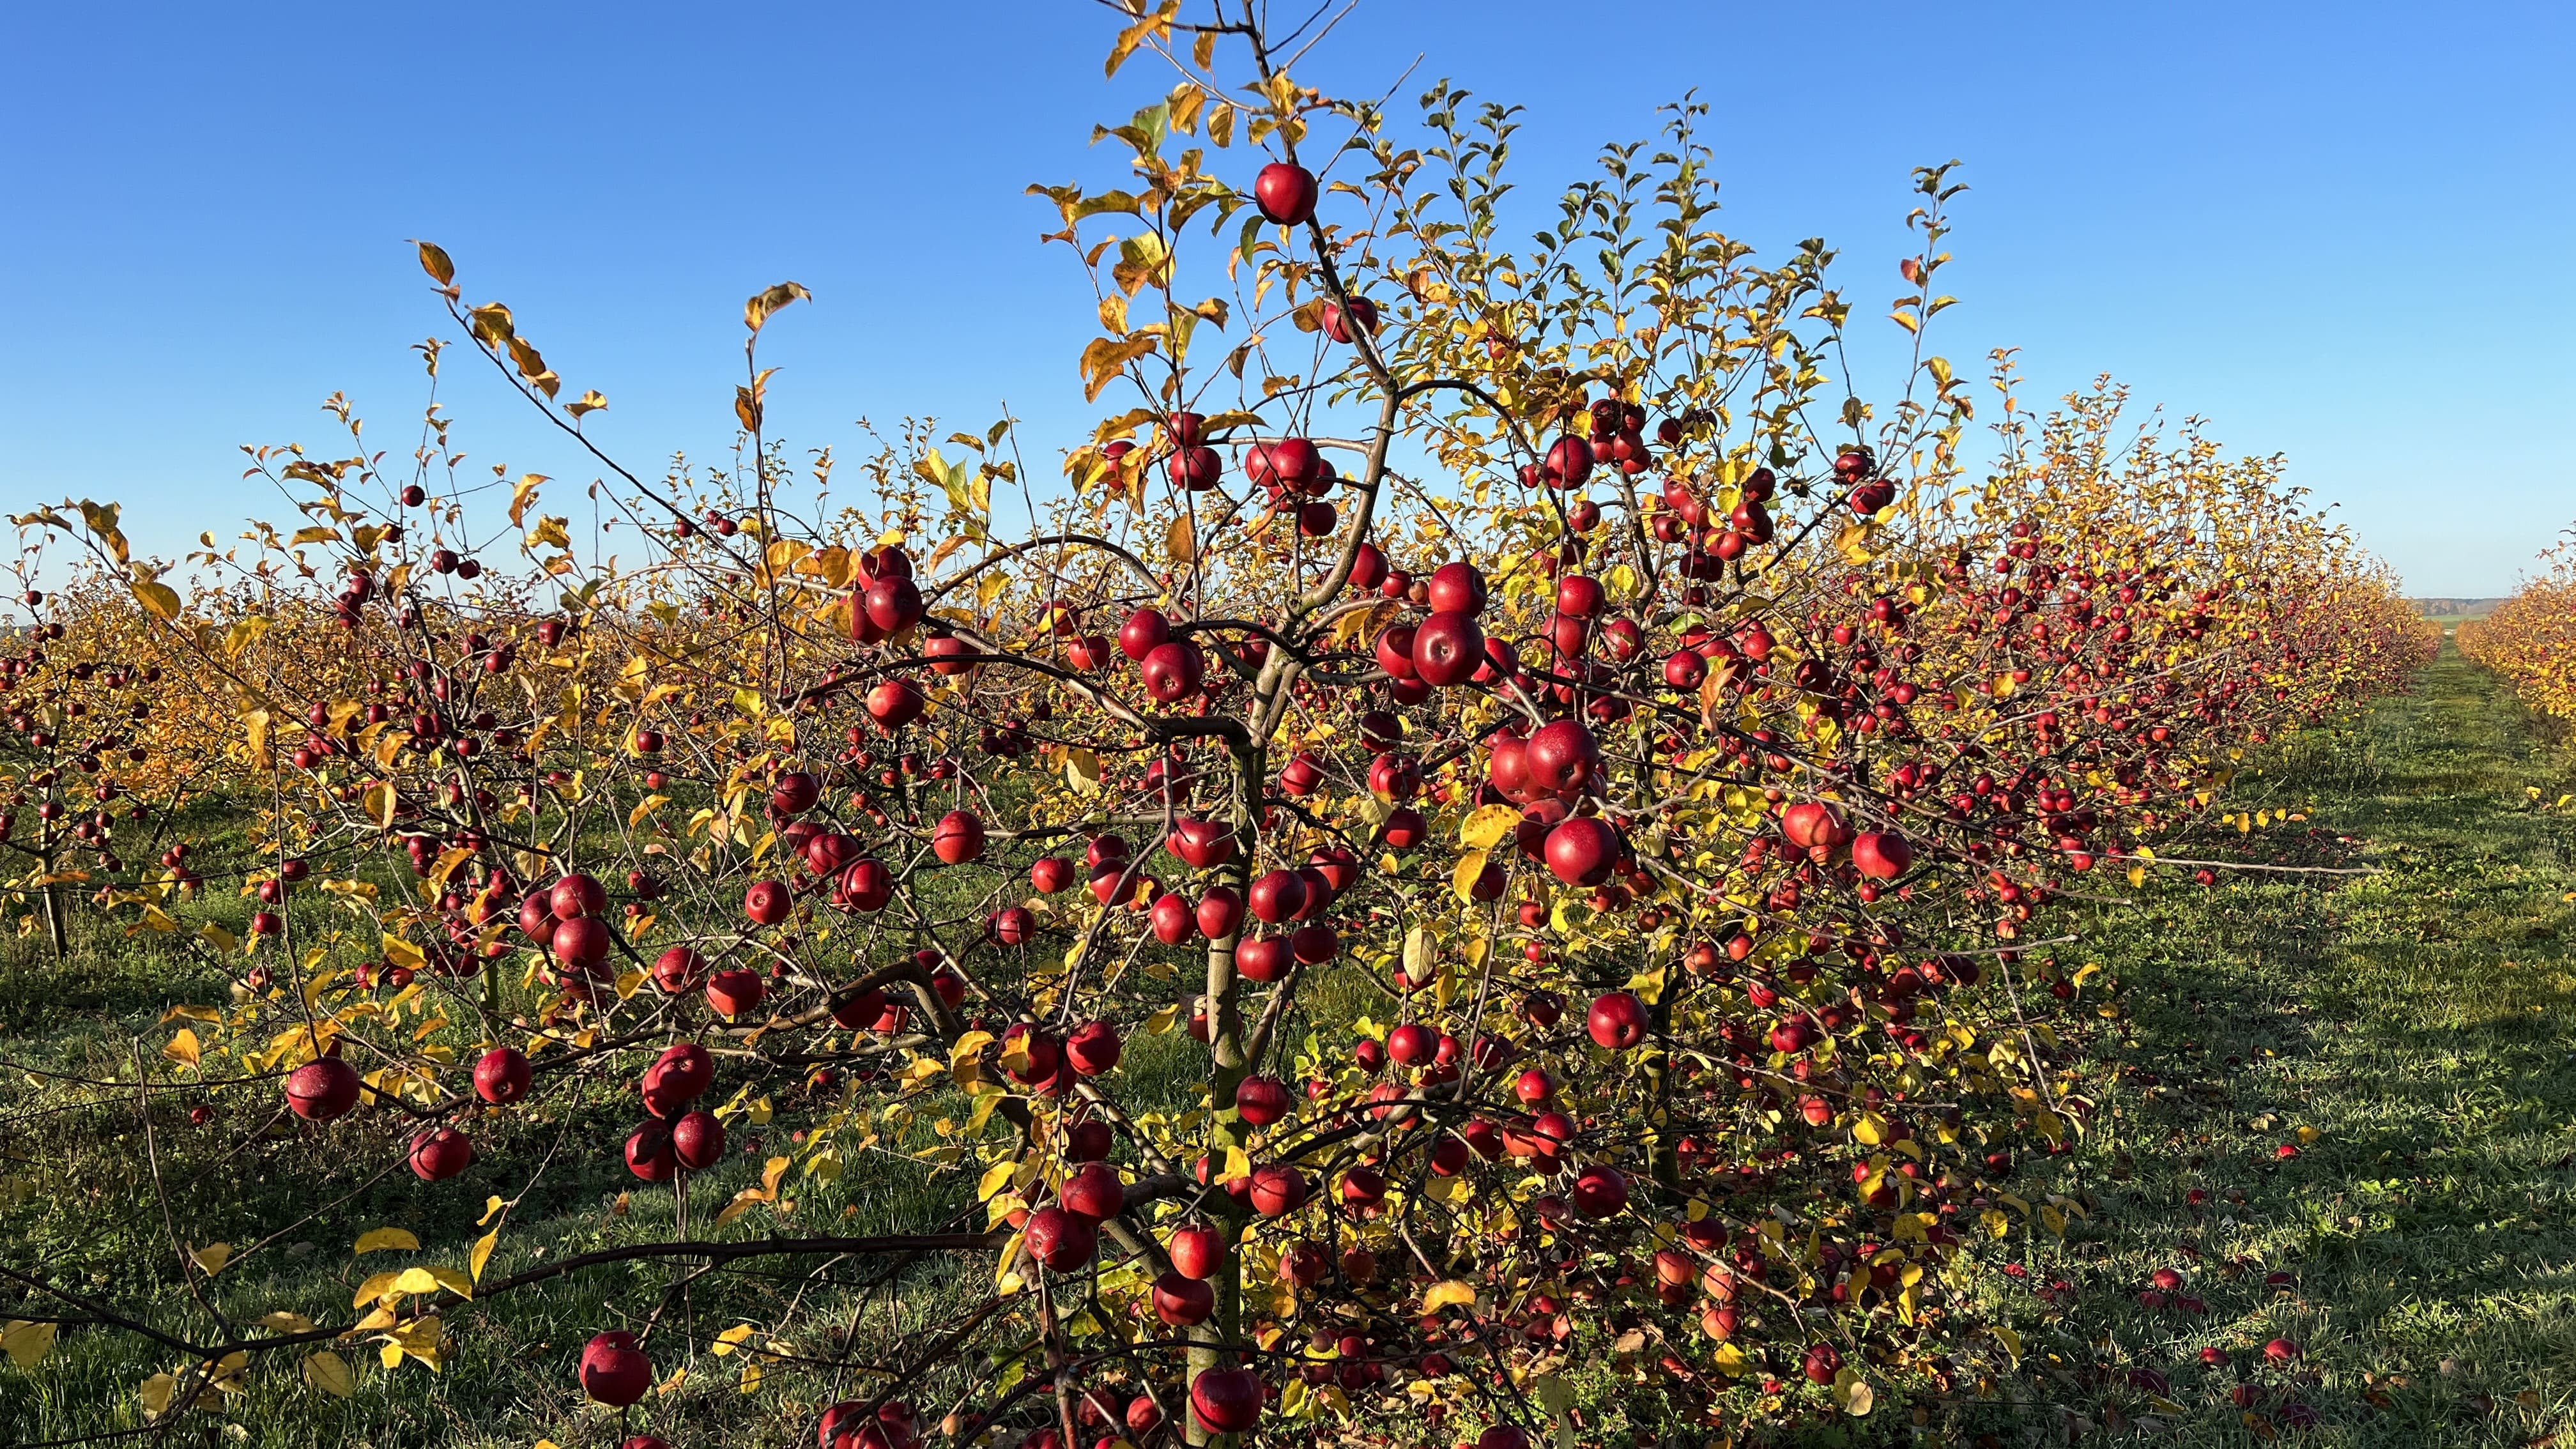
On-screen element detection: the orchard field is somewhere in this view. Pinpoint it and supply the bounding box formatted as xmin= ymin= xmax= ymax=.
xmin=1 ymin=6 xmax=2570 ymax=1449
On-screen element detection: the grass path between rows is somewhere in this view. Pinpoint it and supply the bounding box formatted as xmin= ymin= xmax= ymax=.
xmin=1984 ymin=641 xmax=2576 ymax=1447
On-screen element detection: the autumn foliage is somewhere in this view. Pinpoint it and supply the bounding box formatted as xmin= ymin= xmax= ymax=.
xmin=0 ymin=5 xmax=2434 ymax=1445
xmin=2458 ymin=542 xmax=2576 ymax=723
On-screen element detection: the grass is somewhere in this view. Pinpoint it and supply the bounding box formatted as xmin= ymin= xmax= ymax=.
xmin=1950 ymin=641 xmax=2576 ymax=1448
xmin=2 ymin=642 xmax=2572 ymax=1446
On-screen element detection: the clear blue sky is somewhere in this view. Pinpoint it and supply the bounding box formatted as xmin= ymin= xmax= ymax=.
xmin=4 ymin=2 xmax=2568 ymax=597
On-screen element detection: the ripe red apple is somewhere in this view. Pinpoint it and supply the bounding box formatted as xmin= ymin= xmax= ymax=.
xmin=1852 ymin=831 xmax=1913 ymax=880
xmin=1289 ymin=922 xmax=1338 ymax=964
xmin=1060 ymin=1161 xmax=1125 ymax=1221
xmin=1248 ymin=1163 xmax=1308 ymax=1216
xmin=473 ymin=1046 xmax=532 ymax=1105
xmin=1065 ymin=1020 xmax=1123 ymax=1076
xmin=990 ymin=905 xmax=1036 ymax=946
xmin=1586 ymin=991 xmax=1649 ymax=1049
xmin=707 ymin=967 xmax=766 ymax=1020
xmin=663 ymin=1110 xmax=721 ymax=1171
xmin=549 ymin=873 xmax=606 ymax=921
xmin=646 ymin=1042 xmax=714 ymax=1102
xmin=1570 ymin=1164 xmax=1628 ymax=1217
xmin=931 ymin=810 xmax=986 ymax=864
xmin=1030 ymin=856 xmax=1073 ymax=894
xmin=1523 ymin=719 xmax=1597 ymax=795
xmin=1140 ymin=640 xmax=1206 ymax=703
xmin=1153 ymin=1270 xmax=1215 ymax=1326
xmin=862 ymin=575 xmax=923 ymax=634
xmin=1247 ymin=869 xmax=1307 ymax=924
xmin=1321 ymin=295 xmax=1378 ymax=342
xmin=743 ymin=878 xmax=790 ymax=926
xmin=1148 ymin=891 xmax=1197 ymax=945
xmin=1119 ymin=606 xmax=1171 ymax=661
xmin=579 ymin=1331 xmax=652 ymax=1406
xmin=769 ymin=770 xmax=820 ymax=816
xmin=1023 ymin=1205 xmax=1098 ymax=1271
xmin=1413 ymin=610 xmax=1485 ymax=686
xmin=1542 ymin=436 xmax=1593 ymax=487
xmin=625 ymin=1121 xmax=677 ymax=1182
xmin=1167 ymin=817 xmax=1236 ymax=870
xmin=1234 ymin=1075 xmax=1291 ymax=1126
xmin=1065 ymin=1119 xmax=1114 ymax=1162
xmin=1252 ymin=162 xmax=1317 ymax=224
xmin=1544 ymin=816 xmax=1618 ymax=887
xmin=1427 ymin=560 xmax=1489 ymax=615
xmin=1190 ymin=1367 xmax=1264 ymax=1434
xmin=408 ymin=1126 xmax=473 ymax=1181
xmin=1168 ymin=1223 xmax=1225 ymax=1280
xmin=284 ymin=1057 xmax=362 ymax=1121
xmin=866 ymin=678 xmax=926 ymax=730
xmin=837 ymin=858 xmax=893 ymax=911
xmin=1236 ymin=934 xmax=1290 ymax=982
xmin=1374 ymin=624 xmax=1419 ymax=680
xmin=551 ymin=916 xmax=613 ymax=969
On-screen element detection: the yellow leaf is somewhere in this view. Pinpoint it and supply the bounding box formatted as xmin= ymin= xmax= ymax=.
xmin=1991 ymin=1323 xmax=2021 ymax=1365
xmin=259 ymin=1310 xmax=318 ymax=1333
xmin=163 ymin=1029 xmax=202 ymax=1068
xmin=629 ymin=793 xmax=670 ymax=829
xmin=477 ymin=1195 xmax=507 ymax=1227
xmin=1064 ymin=747 xmax=1102 ymax=795
xmin=1163 ymin=513 xmax=1195 ymax=564
xmin=744 ymin=280 xmax=813 ymax=333
xmin=139 ymin=1372 xmax=178 ymax=1419
xmin=425 ymin=1267 xmax=473 ymax=1300
xmin=1 ymin=1320 xmax=57 ymax=1368
xmin=710 ymin=1323 xmax=758 ymax=1357
xmin=977 ymin=1160 xmax=1018 ymax=1202
xmin=1401 ymin=926 xmax=1433 ymax=986
xmin=415 ymin=240 xmax=456 ymax=286
xmin=190 ymin=1243 xmax=231 ymax=1275
xmin=509 ymin=474 xmax=546 ymax=529
xmin=1450 ymin=850 xmax=1489 ymax=904
xmin=380 ymin=936 xmax=425 ymax=972
xmin=1457 ymin=803 xmax=1521 ymax=850
xmin=1711 ymin=1342 xmax=1749 ymax=1376
xmin=1422 ymin=1280 xmax=1478 ymax=1312
xmin=302 ymin=1350 xmax=355 ymax=1397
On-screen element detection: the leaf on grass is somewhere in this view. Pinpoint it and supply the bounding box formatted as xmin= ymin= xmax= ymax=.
xmin=303 ymin=1350 xmax=355 ymax=1397
xmin=1 ymin=1320 xmax=56 ymax=1368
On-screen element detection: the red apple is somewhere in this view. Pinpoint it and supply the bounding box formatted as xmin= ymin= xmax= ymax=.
xmin=409 ymin=1126 xmax=473 ymax=1181
xmin=1253 ymin=162 xmax=1317 ymax=224
xmin=931 ymin=810 xmax=986 ymax=864
xmin=579 ymin=1331 xmax=652 ymax=1407
xmin=285 ymin=1057 xmax=362 ymax=1121
xmin=473 ymin=1046 xmax=532 ymax=1105
xmin=1065 ymin=1020 xmax=1123 ymax=1076
xmin=1586 ymin=991 xmax=1649 ymax=1049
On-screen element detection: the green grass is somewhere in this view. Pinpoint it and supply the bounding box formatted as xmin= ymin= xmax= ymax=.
xmin=1952 ymin=642 xmax=2576 ymax=1447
